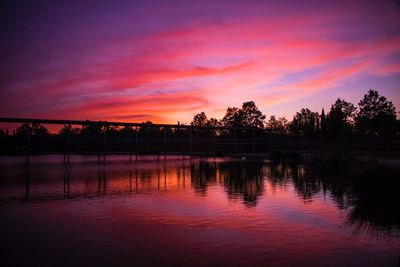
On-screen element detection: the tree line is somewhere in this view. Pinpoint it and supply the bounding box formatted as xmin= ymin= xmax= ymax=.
xmin=190 ymin=89 xmax=399 ymax=139
xmin=0 ymin=89 xmax=398 ymax=139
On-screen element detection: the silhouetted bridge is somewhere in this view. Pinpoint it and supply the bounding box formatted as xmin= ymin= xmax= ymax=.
xmin=0 ymin=117 xmax=271 ymax=163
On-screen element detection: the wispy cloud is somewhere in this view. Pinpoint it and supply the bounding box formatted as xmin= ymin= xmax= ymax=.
xmin=1 ymin=0 xmax=399 ymax=122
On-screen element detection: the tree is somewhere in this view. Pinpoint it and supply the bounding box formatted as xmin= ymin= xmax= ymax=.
xmin=118 ymin=126 xmax=136 ymax=137
xmin=138 ymin=121 xmax=160 ymax=136
xmin=221 ymin=101 xmax=265 ymax=128
xmin=15 ymin=123 xmax=50 ymax=137
xmin=240 ymin=101 xmax=266 ymax=128
xmin=320 ymin=108 xmax=327 ymax=138
xmin=221 ymin=107 xmax=242 ymax=128
xmin=191 ymin=112 xmax=208 ymax=127
xmin=59 ymin=125 xmax=81 ymax=136
xmin=356 ymin=89 xmax=397 ymax=137
xmin=326 ymin=98 xmax=356 ymax=138
xmin=206 ymin=118 xmax=220 ymax=127
xmin=80 ymin=121 xmax=103 ymax=136
xmin=289 ymin=108 xmax=319 ymax=138
xmin=266 ymin=116 xmax=288 ymax=135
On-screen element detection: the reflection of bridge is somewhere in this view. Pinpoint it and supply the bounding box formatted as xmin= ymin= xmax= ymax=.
xmin=1 ymin=160 xmax=265 ymax=206
xmin=0 ymin=117 xmax=269 ymax=163
xmin=19 ymin=166 xmax=189 ymax=203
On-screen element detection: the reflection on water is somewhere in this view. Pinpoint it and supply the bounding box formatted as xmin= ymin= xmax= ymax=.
xmin=0 ymin=156 xmax=399 ymax=266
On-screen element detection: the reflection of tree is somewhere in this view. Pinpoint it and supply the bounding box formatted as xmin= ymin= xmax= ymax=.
xmin=282 ymin=157 xmax=400 ymax=236
xmin=189 ymin=160 xmax=265 ymax=206
xmin=221 ymin=161 xmax=265 ymax=207
xmin=346 ymin=161 xmax=400 ymax=236
xmin=190 ymin=160 xmax=218 ymax=195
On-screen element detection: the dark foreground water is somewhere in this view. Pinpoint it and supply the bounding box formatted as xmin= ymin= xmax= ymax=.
xmin=0 ymin=155 xmax=399 ymax=267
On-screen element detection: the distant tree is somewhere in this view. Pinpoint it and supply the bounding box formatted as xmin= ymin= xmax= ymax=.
xmin=206 ymin=118 xmax=220 ymax=127
xmin=266 ymin=116 xmax=288 ymax=135
xmin=0 ymin=128 xmax=9 ymax=137
xmin=15 ymin=123 xmax=50 ymax=137
xmin=221 ymin=101 xmax=265 ymax=128
xmin=320 ymin=108 xmax=327 ymax=138
xmin=138 ymin=121 xmax=160 ymax=136
xmin=191 ymin=112 xmax=208 ymax=127
xmin=80 ymin=121 xmax=103 ymax=136
xmin=326 ymin=98 xmax=356 ymax=138
xmin=241 ymin=101 xmax=266 ymax=128
xmin=397 ymin=119 xmax=400 ymax=137
xmin=118 ymin=126 xmax=135 ymax=137
xmin=356 ymin=90 xmax=397 ymax=137
xmin=59 ymin=125 xmax=81 ymax=136
xmin=105 ymin=125 xmax=119 ymax=136
xmin=289 ymin=108 xmax=319 ymax=138
xmin=221 ymin=107 xmax=242 ymax=128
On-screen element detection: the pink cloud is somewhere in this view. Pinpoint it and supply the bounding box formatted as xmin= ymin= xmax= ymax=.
xmin=1 ymin=1 xmax=399 ymax=122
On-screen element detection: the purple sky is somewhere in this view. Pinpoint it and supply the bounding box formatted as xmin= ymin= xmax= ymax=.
xmin=1 ymin=0 xmax=399 ymax=123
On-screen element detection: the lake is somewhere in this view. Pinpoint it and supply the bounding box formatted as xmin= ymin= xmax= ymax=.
xmin=0 ymin=155 xmax=399 ymax=266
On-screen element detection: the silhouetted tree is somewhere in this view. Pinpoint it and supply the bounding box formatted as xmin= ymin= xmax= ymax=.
xmin=206 ymin=118 xmax=220 ymax=127
xmin=356 ymin=90 xmax=397 ymax=137
xmin=191 ymin=112 xmax=208 ymax=127
xmin=105 ymin=125 xmax=119 ymax=136
xmin=326 ymin=98 xmax=356 ymax=138
xmin=118 ymin=126 xmax=136 ymax=137
xmin=80 ymin=121 xmax=103 ymax=136
xmin=241 ymin=101 xmax=266 ymax=128
xmin=221 ymin=101 xmax=265 ymax=128
xmin=266 ymin=116 xmax=288 ymax=135
xmin=397 ymin=119 xmax=400 ymax=137
xmin=15 ymin=123 xmax=50 ymax=137
xmin=221 ymin=107 xmax=242 ymax=127
xmin=320 ymin=108 xmax=327 ymax=138
xmin=59 ymin=125 xmax=81 ymax=136
xmin=289 ymin=108 xmax=319 ymax=138
xmin=138 ymin=121 xmax=161 ymax=136
xmin=0 ymin=128 xmax=9 ymax=137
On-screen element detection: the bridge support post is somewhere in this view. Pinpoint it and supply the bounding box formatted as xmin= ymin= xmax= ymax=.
xmin=234 ymin=128 xmax=237 ymax=153
xmin=102 ymin=125 xmax=106 ymax=163
xmin=129 ymin=170 xmax=132 ymax=192
xmin=213 ymin=128 xmax=216 ymax=155
xmin=67 ymin=124 xmax=71 ymax=163
xmin=135 ymin=126 xmax=138 ymax=161
xmin=190 ymin=127 xmax=193 ymax=158
xmin=164 ymin=127 xmax=167 ymax=160
xmin=25 ymin=124 xmax=30 ymax=165
xmin=252 ymin=130 xmax=255 ymax=153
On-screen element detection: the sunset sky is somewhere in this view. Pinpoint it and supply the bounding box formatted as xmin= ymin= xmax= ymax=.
xmin=1 ymin=0 xmax=399 ymax=123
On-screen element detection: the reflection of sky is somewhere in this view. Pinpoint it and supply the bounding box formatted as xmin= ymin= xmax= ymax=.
xmin=1 ymin=157 xmax=398 ymax=266
xmin=1 ymin=0 xmax=399 ymax=123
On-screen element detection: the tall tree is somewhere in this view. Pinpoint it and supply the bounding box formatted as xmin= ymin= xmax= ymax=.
xmin=206 ymin=118 xmax=220 ymax=127
xmin=221 ymin=107 xmax=242 ymax=128
xmin=320 ymin=108 xmax=327 ymax=138
xmin=289 ymin=108 xmax=319 ymax=138
xmin=326 ymin=98 xmax=356 ymax=137
xmin=266 ymin=116 xmax=288 ymax=135
xmin=15 ymin=123 xmax=50 ymax=137
xmin=221 ymin=101 xmax=265 ymax=128
xmin=240 ymin=101 xmax=266 ymax=128
xmin=80 ymin=121 xmax=103 ymax=136
xmin=356 ymin=89 xmax=397 ymax=137
xmin=191 ymin=112 xmax=208 ymax=127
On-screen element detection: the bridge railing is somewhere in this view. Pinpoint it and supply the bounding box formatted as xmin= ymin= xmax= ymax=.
xmin=0 ymin=117 xmax=270 ymax=163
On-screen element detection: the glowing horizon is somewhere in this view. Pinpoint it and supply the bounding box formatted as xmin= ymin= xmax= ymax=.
xmin=1 ymin=0 xmax=399 ymax=124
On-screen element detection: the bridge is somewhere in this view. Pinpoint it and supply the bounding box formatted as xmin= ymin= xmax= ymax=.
xmin=0 ymin=117 xmax=271 ymax=163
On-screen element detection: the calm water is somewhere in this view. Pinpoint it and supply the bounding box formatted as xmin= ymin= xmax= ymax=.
xmin=0 ymin=155 xmax=399 ymax=266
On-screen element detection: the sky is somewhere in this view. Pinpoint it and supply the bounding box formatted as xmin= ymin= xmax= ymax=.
xmin=1 ymin=0 xmax=400 ymax=124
